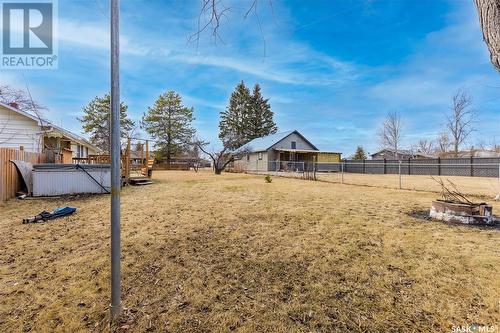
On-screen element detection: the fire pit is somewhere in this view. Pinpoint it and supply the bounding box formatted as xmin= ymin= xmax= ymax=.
xmin=430 ymin=200 xmax=498 ymax=225
xmin=429 ymin=177 xmax=500 ymax=226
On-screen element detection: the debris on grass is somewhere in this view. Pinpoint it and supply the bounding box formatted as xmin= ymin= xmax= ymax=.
xmin=22 ymin=206 xmax=77 ymax=224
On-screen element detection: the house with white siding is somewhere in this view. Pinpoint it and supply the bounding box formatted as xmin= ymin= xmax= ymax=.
xmin=233 ymin=130 xmax=341 ymax=172
xmin=0 ymin=101 xmax=99 ymax=162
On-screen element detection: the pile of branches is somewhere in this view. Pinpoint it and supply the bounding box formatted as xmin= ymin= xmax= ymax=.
xmin=430 ymin=176 xmax=478 ymax=205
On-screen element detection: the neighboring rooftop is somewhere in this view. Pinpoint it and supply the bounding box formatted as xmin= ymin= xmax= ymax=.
xmin=0 ymin=101 xmax=98 ymax=151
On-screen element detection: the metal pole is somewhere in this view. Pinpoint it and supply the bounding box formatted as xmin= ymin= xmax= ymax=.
xmin=110 ymin=0 xmax=122 ymax=320
xmin=398 ymin=160 xmax=402 ymax=189
xmin=341 ymin=161 xmax=344 ymax=184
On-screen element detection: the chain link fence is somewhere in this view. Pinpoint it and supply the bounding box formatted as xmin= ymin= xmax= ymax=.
xmin=242 ymin=158 xmax=500 ymax=197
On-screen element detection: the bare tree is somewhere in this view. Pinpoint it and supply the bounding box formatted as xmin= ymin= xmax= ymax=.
xmin=378 ymin=111 xmax=403 ymax=155
xmin=415 ymin=139 xmax=434 ymax=156
xmin=436 ymin=132 xmax=451 ymax=156
xmin=475 ymin=0 xmax=500 ymax=73
xmin=0 ymin=84 xmax=46 ymax=115
xmin=196 ymin=141 xmax=234 ymax=175
xmin=446 ymin=90 xmax=474 ymax=157
xmin=0 ymin=84 xmax=48 ymax=151
xmin=191 ymin=0 xmax=269 ymax=55
xmin=195 ymin=137 xmax=249 ymax=175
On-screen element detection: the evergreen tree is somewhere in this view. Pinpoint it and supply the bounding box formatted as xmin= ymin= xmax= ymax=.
xmin=219 ymin=81 xmax=252 ymax=150
xmin=246 ymin=84 xmax=277 ymax=140
xmin=141 ymin=91 xmax=195 ymax=165
xmin=352 ymin=146 xmax=367 ymax=160
xmin=79 ymin=93 xmax=134 ymax=153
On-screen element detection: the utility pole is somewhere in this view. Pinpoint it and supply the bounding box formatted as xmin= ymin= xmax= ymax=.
xmin=110 ymin=0 xmax=122 ymax=320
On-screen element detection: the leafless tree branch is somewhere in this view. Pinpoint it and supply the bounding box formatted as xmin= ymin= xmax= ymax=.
xmin=378 ymin=111 xmax=403 ymax=156
xmin=189 ymin=0 xmax=268 ymax=57
xmin=446 ymin=89 xmax=475 ymax=157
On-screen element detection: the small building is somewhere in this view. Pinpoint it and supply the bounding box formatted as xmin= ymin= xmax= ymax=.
xmin=233 ymin=130 xmax=341 ymax=172
xmin=0 ymin=101 xmax=99 ymax=162
xmin=370 ymin=148 xmax=432 ymax=160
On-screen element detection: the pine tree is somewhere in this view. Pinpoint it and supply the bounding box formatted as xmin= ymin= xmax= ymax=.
xmin=79 ymin=93 xmax=135 ymax=153
xmin=141 ymin=91 xmax=195 ymax=165
xmin=352 ymin=146 xmax=367 ymax=160
xmin=247 ymin=84 xmax=277 ymax=140
xmin=219 ymin=81 xmax=252 ymax=150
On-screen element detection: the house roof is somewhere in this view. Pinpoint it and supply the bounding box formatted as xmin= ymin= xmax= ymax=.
xmin=0 ymin=101 xmax=99 ymax=151
xmin=370 ymin=148 xmax=433 ymax=158
xmin=239 ymin=130 xmax=319 ymax=152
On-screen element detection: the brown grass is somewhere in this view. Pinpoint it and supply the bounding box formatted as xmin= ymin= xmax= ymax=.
xmin=316 ymin=172 xmax=500 ymax=198
xmin=0 ymin=170 xmax=499 ymax=332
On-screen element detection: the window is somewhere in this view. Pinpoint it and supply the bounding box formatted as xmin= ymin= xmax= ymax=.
xmin=258 ymin=152 xmax=263 ymax=160
xmin=291 ymin=141 xmax=297 ymax=149
xmin=246 ymin=154 xmax=250 ymax=162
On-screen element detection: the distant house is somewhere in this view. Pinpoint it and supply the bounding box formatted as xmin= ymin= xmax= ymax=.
xmin=439 ymin=149 xmax=500 ymax=158
xmin=370 ymin=148 xmax=432 ymax=160
xmin=0 ymin=101 xmax=99 ymax=162
xmin=233 ymin=130 xmax=341 ymax=172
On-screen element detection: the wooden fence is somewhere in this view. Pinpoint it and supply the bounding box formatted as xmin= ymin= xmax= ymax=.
xmin=0 ymin=148 xmax=46 ymax=202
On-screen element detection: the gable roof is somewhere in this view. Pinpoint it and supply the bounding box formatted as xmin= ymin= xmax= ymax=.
xmin=239 ymin=130 xmax=318 ymax=152
xmin=0 ymin=101 xmax=99 ymax=151
xmin=0 ymin=101 xmax=42 ymax=124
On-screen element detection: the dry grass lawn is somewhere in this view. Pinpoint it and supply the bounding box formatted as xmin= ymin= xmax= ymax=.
xmin=0 ymin=170 xmax=499 ymax=332
xmin=315 ymin=172 xmax=500 ymax=198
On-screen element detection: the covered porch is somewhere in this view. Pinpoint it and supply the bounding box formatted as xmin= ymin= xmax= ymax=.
xmin=270 ymin=148 xmax=318 ymax=172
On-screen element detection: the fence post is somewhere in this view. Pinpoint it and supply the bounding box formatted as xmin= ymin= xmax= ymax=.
xmin=363 ymin=159 xmax=366 ymax=173
xmin=341 ymin=160 xmax=344 ymax=184
xmin=470 ymin=156 xmax=474 ymax=177
xmin=408 ymin=158 xmax=411 ymax=175
xmin=383 ymin=158 xmax=387 ymax=174
xmin=313 ymin=156 xmax=317 ymax=181
xmin=438 ymin=157 xmax=441 ymax=176
xmin=398 ymin=160 xmax=402 ymax=189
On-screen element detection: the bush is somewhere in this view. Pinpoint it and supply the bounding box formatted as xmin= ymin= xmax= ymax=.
xmin=265 ymin=175 xmax=272 ymax=183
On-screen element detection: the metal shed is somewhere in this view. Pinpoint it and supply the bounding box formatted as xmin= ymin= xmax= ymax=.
xmin=32 ymin=164 xmax=111 ymax=197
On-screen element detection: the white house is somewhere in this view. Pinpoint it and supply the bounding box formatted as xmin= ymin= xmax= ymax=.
xmin=233 ymin=130 xmax=341 ymax=172
xmin=0 ymin=101 xmax=99 ymax=162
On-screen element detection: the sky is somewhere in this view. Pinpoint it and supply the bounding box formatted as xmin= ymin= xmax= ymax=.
xmin=2 ymin=0 xmax=500 ymax=156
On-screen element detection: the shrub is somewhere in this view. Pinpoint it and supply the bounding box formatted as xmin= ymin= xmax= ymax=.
xmin=265 ymin=175 xmax=272 ymax=183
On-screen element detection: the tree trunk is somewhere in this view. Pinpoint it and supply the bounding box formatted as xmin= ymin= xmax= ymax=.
xmin=475 ymin=0 xmax=500 ymax=72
